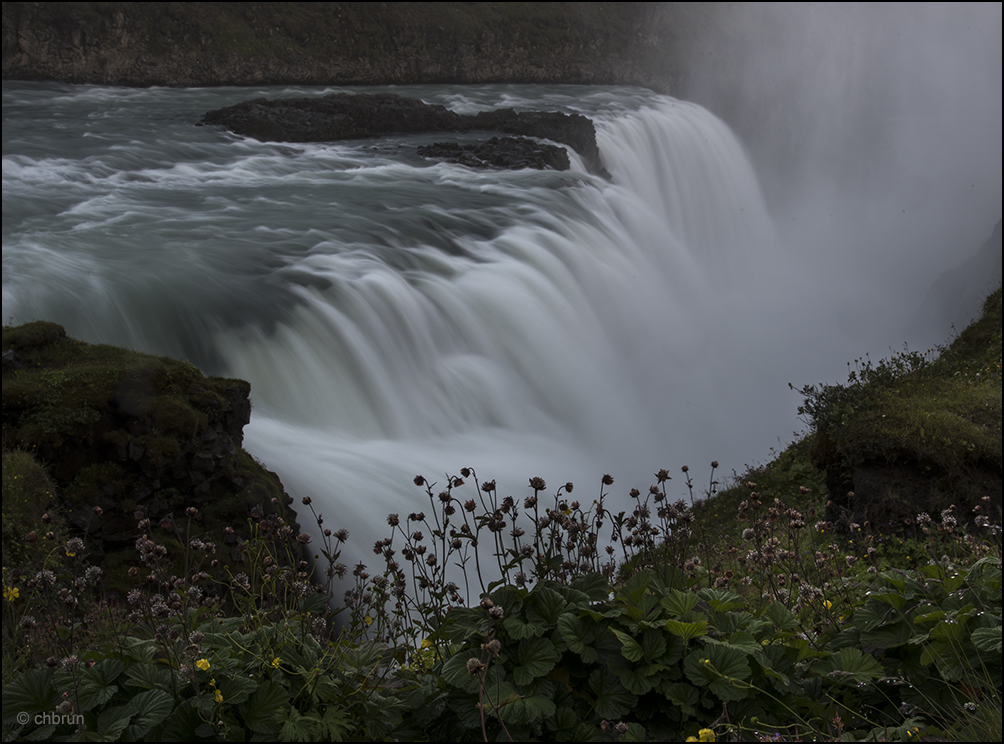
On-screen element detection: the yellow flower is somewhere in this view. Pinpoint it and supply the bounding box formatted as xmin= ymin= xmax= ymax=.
xmin=699 ymin=728 xmax=716 ymax=742
xmin=214 ymin=689 xmax=224 ymax=704
xmin=420 ymin=638 xmax=433 ymax=649
xmin=823 ymin=600 xmax=833 ymax=611
xmin=364 ymin=615 xmax=373 ymax=626
xmin=196 ymin=658 xmax=210 ymax=671
xmin=271 ymin=657 xmax=281 ymax=668
xmin=4 ymin=586 xmax=18 ymax=602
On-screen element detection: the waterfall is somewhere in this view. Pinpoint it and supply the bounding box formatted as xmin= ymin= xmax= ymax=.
xmin=2 ymin=83 xmax=797 ymax=562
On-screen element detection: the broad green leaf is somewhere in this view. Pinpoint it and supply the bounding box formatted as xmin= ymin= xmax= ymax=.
xmin=481 ymin=676 xmax=518 ymax=720
xmin=876 ymin=571 xmax=908 ymax=592
xmin=277 ymin=705 xmax=320 ymax=742
xmin=612 ymin=663 xmax=654 ymax=695
xmin=158 ymin=699 xmax=203 ymax=741
xmin=853 ymin=601 xmax=897 ymax=633
xmin=442 ymin=607 xmax=490 ymax=642
xmin=320 ymin=706 xmax=353 ymax=741
xmin=1 ymin=668 xmax=56 ymax=722
xmin=816 ymin=647 xmax=885 ymax=684
xmin=23 ymin=723 xmax=55 ymax=741
xmin=557 ymin=613 xmax=600 ymax=664
xmin=96 ymin=705 xmax=133 ymax=742
xmin=721 ymin=632 xmax=763 ymax=659
xmin=763 ymin=601 xmax=798 ymax=633
xmin=589 ymin=668 xmax=637 ymax=719
xmin=870 ymin=591 xmax=906 ymax=610
xmin=298 ymin=591 xmax=330 ymax=615
xmin=619 ymin=570 xmax=655 ymax=605
xmin=787 ymin=637 xmax=828 ymax=662
xmin=827 ymin=626 xmax=862 ymax=651
xmin=572 ymin=572 xmax=613 ymax=603
xmin=662 ymin=590 xmax=700 ymax=618
xmin=683 ymin=643 xmax=752 ymax=701
xmin=860 ymin=620 xmax=912 ymax=652
xmin=664 ymin=618 xmax=708 ymax=641
xmin=697 ymin=588 xmax=747 ymax=613
xmin=930 ymin=616 xmax=970 ymax=644
xmin=123 ymin=689 xmax=174 ymax=741
xmin=611 ymin=628 xmax=644 ymax=662
xmin=504 ymin=615 xmax=545 ymax=640
xmin=640 ymin=629 xmax=667 ymax=662
xmin=243 ymin=680 xmax=286 ymax=734
xmin=526 ymin=587 xmax=568 ymax=629
xmin=124 ymin=662 xmax=174 ymax=692
xmin=971 ymin=626 xmax=1002 ymax=654
xmin=220 ymin=674 xmax=257 ymax=707
xmin=660 ymin=680 xmax=700 ymax=716
xmin=503 ymin=694 xmax=557 ymax=725
xmin=119 ymin=637 xmax=156 ymax=664
xmin=545 ymin=706 xmax=580 ymax=740
xmin=711 ymin=610 xmax=750 ymax=635
xmin=514 ymin=637 xmax=560 ymax=685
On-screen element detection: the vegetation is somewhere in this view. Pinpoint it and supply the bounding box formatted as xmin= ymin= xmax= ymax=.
xmin=2 ymin=287 xmax=1000 ymax=741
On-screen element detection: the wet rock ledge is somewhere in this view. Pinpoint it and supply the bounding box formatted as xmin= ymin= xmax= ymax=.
xmin=199 ymin=92 xmax=610 ymax=177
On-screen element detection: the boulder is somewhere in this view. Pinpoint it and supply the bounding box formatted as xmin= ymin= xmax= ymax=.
xmin=199 ymin=92 xmax=610 ymax=177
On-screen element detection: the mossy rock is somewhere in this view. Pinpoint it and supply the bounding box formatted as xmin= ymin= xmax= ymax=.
xmin=814 ymin=286 xmax=1002 ymax=529
xmin=2 ymin=322 xmax=298 ymax=593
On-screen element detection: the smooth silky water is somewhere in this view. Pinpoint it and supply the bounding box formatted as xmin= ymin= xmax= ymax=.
xmin=1 ymin=81 xmax=990 ymax=569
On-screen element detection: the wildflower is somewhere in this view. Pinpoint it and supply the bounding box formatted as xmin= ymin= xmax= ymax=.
xmin=699 ymin=729 xmax=716 ymax=742
xmin=271 ymin=657 xmax=281 ymax=668
xmin=466 ymin=657 xmax=486 ymax=675
xmin=3 ymin=586 xmax=18 ymax=602
xmin=196 ymin=658 xmax=211 ymax=671
xmin=214 ymin=689 xmax=223 ymax=704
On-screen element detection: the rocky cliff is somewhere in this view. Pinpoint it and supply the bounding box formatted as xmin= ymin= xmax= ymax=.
xmin=1 ymin=2 xmax=697 ymax=91
xmin=2 ymin=321 xmax=296 ymax=582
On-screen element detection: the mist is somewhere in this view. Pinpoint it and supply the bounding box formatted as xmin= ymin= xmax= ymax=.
xmin=680 ymin=2 xmax=1002 ymax=357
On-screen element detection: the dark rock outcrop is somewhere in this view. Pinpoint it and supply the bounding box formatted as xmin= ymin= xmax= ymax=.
xmin=417 ymin=136 xmax=570 ymax=172
xmin=1 ymin=321 xmax=297 ymax=582
xmin=199 ymin=92 xmax=609 ymax=177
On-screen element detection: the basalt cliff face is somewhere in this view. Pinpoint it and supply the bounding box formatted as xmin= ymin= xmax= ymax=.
xmin=1 ymin=2 xmax=700 ymax=91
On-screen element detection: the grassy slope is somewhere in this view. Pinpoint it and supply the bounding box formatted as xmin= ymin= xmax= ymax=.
xmin=695 ymin=284 xmax=1001 ymax=549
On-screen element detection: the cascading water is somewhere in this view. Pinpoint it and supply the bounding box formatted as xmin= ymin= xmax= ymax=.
xmin=0 ymin=82 xmax=878 ymax=561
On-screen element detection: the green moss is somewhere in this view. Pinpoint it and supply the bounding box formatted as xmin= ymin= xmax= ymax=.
xmin=788 ymin=284 xmax=1002 ymax=526
xmin=1 ymin=449 xmax=62 ymax=567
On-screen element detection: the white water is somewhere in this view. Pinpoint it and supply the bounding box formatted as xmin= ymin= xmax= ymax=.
xmin=1 ymin=81 xmax=994 ymax=562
